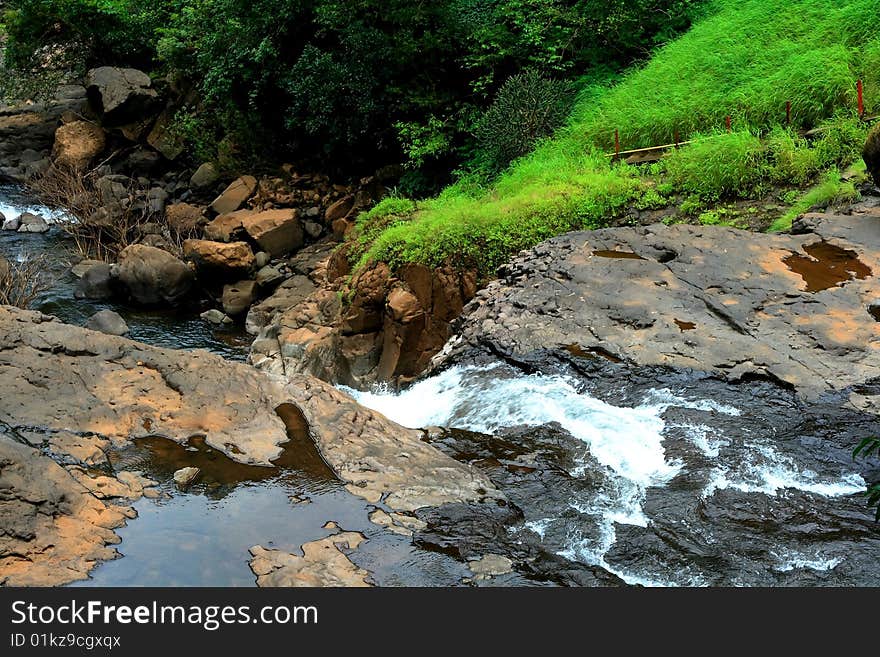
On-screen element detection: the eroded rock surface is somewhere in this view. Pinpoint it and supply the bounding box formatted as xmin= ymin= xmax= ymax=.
xmin=435 ymin=212 xmax=880 ymax=400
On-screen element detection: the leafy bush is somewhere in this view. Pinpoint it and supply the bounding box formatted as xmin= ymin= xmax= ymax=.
xmin=474 ymin=69 xmax=575 ymax=173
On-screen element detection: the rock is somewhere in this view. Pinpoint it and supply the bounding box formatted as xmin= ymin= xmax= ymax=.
xmin=387 ymin=286 xmax=422 ymax=323
xmin=204 ymin=209 xmax=248 ymax=242
xmin=85 ymin=67 xmax=159 ymax=126
xmin=864 ymin=123 xmax=880 ymax=186
xmin=2 ymin=214 xmax=20 ymax=231
xmin=436 ymin=215 xmax=880 ymax=401
xmin=71 ymin=259 xmax=104 ymax=278
xmin=146 ymin=107 xmax=185 ymax=160
xmin=173 ymin=467 xmax=201 ymax=489
xmin=249 ymin=533 xmax=372 ymax=587
xmin=165 ymin=202 xmax=204 ymax=236
xmin=183 ymin=239 xmax=255 ymax=275
xmin=468 ymin=554 xmax=514 ymax=579
xmin=74 ymin=263 xmax=115 ymax=300
xmin=85 ymin=310 xmax=129 ymax=336
xmin=254 ymin=251 xmax=271 ymax=268
xmin=0 ymin=435 xmax=128 ymax=586
xmin=303 ymin=220 xmax=323 ymax=238
xmin=255 ymin=265 xmax=284 ymax=287
xmin=51 ymin=120 xmax=106 ymax=171
xmin=16 ymin=212 xmax=49 ymax=233
xmin=190 ymin=162 xmax=220 ymax=190
xmin=0 ymin=306 xmax=501 ymax=586
xmin=115 ymin=244 xmax=194 ymax=306
xmin=242 ymin=209 xmax=303 ymax=258
xmin=325 ymin=195 xmax=354 ymax=223
xmin=96 ymin=174 xmax=129 ymax=203
xmin=201 ymin=309 xmax=233 ymax=326
xmin=222 ymin=279 xmax=259 ymax=316
xmin=210 ymin=175 xmax=257 ymax=215
xmin=146 ymin=187 xmax=170 ymax=215
xmin=118 ymin=147 xmax=161 ymax=176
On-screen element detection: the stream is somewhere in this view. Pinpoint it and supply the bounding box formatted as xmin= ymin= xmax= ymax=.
xmin=2 ymin=187 xmax=878 ymax=587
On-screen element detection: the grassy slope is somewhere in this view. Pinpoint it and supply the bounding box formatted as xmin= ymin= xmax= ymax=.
xmin=352 ymin=0 xmax=880 ymax=276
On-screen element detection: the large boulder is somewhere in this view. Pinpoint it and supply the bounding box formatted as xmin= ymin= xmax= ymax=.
xmin=51 ymin=121 xmax=106 ymax=171
xmin=115 ymin=244 xmax=194 ymax=306
xmin=85 ymin=67 xmax=159 ymax=127
xmin=183 ymin=239 xmax=255 ymax=275
xmin=864 ymin=123 xmax=880 ymax=186
xmin=210 ymin=175 xmax=257 ymax=215
xmin=242 ymin=209 xmax=303 ymax=257
xmin=74 ymin=263 xmax=115 ymax=300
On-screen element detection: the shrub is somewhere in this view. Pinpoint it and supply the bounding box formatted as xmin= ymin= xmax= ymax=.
xmin=474 ymin=69 xmax=576 ymax=173
xmin=0 ymin=255 xmax=50 ymax=308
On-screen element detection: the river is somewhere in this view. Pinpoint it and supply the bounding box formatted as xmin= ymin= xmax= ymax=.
xmin=2 ymin=186 xmax=878 ymax=587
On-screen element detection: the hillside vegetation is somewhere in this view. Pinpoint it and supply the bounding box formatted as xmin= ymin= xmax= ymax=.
xmin=353 ymin=0 xmax=880 ymax=276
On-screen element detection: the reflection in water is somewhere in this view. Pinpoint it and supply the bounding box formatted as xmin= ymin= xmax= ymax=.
xmin=783 ymin=241 xmax=872 ymax=293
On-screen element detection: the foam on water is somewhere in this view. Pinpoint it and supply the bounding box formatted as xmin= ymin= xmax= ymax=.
xmin=344 ymin=364 xmax=866 ymax=585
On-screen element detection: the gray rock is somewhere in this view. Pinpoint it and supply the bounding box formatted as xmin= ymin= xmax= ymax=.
xmin=173 ymin=467 xmax=201 ymax=490
xmin=200 ymin=309 xmax=233 ymax=326
xmin=303 ymin=220 xmax=323 ymax=238
xmin=74 ymin=263 xmax=115 ymax=300
xmin=71 ymin=259 xmax=104 ymax=278
xmin=254 ymin=251 xmax=271 ymax=268
xmin=147 ymin=187 xmax=169 ymax=215
xmin=85 ymin=67 xmax=159 ymax=126
xmin=96 ymin=175 xmax=129 ymax=203
xmin=16 ymin=213 xmax=49 ymax=233
xmin=2 ymin=213 xmax=20 ymax=231
xmin=255 ymin=265 xmax=284 ymax=287
xmin=115 ymin=244 xmax=194 ymax=306
xmin=210 ymin=175 xmax=257 ymax=215
xmin=190 ymin=162 xmax=219 ymax=190
xmin=222 ymin=279 xmax=258 ymax=316
xmin=84 ymin=310 xmax=129 ymax=336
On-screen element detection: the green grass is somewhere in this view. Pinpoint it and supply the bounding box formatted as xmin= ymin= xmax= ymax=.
xmin=768 ymin=168 xmax=861 ymax=232
xmin=352 ymin=0 xmax=880 ymax=276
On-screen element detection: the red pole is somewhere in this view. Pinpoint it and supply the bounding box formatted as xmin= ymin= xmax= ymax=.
xmin=858 ymin=79 xmax=865 ymax=118
xmin=614 ymin=129 xmax=620 ymax=160
xmin=725 ymin=115 xmax=732 ymax=132
xmin=786 ymin=101 xmax=791 ymax=125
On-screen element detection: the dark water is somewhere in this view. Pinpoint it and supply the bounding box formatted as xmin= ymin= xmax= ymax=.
xmin=783 ymin=240 xmax=872 ymax=293
xmin=0 ymin=185 xmax=250 ymax=360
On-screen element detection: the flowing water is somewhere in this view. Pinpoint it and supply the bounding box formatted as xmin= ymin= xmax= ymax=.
xmin=345 ymin=364 xmax=880 ymax=586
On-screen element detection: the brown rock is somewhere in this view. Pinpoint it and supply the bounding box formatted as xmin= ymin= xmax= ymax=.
xmin=325 ymin=195 xmax=354 ymax=223
xmin=249 ymin=533 xmax=371 ymax=587
xmin=51 ymin=121 xmax=106 ymax=171
xmin=387 ymin=286 xmax=422 ymax=323
xmin=183 ymin=239 xmax=254 ymax=274
xmin=165 ymin=202 xmax=205 ymax=236
xmin=241 ymin=209 xmax=303 ymax=258
xmin=210 ymin=175 xmax=258 ymax=215
xmin=204 ymin=209 xmax=249 ymax=242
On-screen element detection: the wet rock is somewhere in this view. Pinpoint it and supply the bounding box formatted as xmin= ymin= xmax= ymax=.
xmin=249 ymin=532 xmax=372 ymax=587
xmin=183 ymin=239 xmax=254 ymax=275
xmin=74 ymin=263 xmax=115 ymax=300
xmin=468 ymin=554 xmax=514 ymax=579
xmin=210 ymin=175 xmax=257 ymax=215
xmin=85 ymin=310 xmax=129 ymax=336
xmin=71 ymin=259 xmax=104 ymax=278
xmin=85 ymin=67 xmax=159 ymax=127
xmin=2 ymin=214 xmax=20 ymax=231
xmin=16 ymin=212 xmax=49 ymax=233
xmin=201 ymin=309 xmax=233 ymax=326
xmin=190 ymin=162 xmax=220 ymax=190
xmin=0 ymin=434 xmax=128 ymax=586
xmin=222 ymin=279 xmax=259 ymax=316
xmin=173 ymin=466 xmax=201 ymax=489
xmin=115 ymin=244 xmax=194 ymax=306
xmin=51 ymin=120 xmax=106 ymax=171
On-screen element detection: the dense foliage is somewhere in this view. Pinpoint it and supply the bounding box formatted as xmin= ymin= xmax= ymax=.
xmin=353 ymin=0 xmax=879 ymax=274
xmin=2 ymin=0 xmax=702 ymax=181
